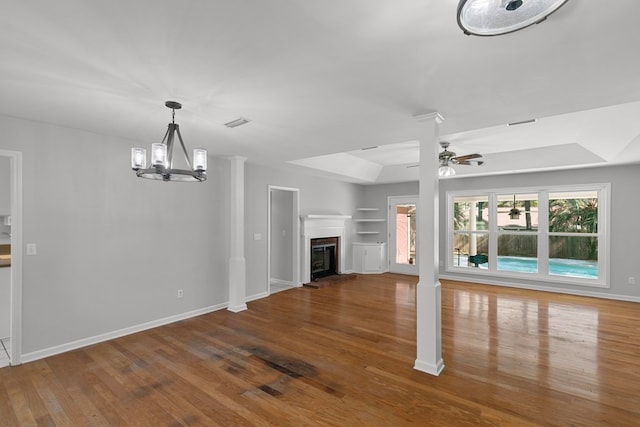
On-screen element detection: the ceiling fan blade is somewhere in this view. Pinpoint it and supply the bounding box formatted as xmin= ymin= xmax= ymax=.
xmin=455 ymin=160 xmax=484 ymax=166
xmin=453 ymin=153 xmax=482 ymax=162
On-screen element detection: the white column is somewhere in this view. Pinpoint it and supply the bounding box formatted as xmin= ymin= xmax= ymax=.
xmin=414 ymin=112 xmax=445 ymax=376
xmin=227 ymin=156 xmax=248 ymax=313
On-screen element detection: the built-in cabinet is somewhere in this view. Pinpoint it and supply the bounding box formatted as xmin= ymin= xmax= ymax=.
xmin=352 ymin=208 xmax=387 ymax=273
xmin=352 ymin=242 xmax=387 ymax=274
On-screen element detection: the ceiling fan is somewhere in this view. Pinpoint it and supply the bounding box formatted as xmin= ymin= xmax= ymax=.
xmin=438 ymin=141 xmax=483 ymax=176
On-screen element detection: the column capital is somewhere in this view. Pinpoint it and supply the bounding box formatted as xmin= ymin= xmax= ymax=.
xmin=414 ymin=112 xmax=445 ymax=125
xmin=224 ymin=155 xmax=248 ymax=163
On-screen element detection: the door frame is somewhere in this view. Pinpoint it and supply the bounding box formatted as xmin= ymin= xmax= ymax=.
xmin=0 ymin=149 xmax=22 ymax=365
xmin=267 ymin=185 xmax=300 ymax=294
xmin=388 ymin=195 xmax=418 ymax=275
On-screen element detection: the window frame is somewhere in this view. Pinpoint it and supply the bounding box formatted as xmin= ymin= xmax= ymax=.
xmin=445 ymin=183 xmax=610 ymax=288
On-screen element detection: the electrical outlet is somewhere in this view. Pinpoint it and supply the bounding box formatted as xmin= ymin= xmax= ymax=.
xmin=177 ymin=289 xmax=184 ymax=299
xmin=628 ymin=277 xmax=635 ymax=285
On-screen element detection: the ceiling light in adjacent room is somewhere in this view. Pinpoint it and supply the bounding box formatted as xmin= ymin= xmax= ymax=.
xmin=457 ymin=0 xmax=569 ymax=36
xmin=131 ymin=101 xmax=207 ymax=182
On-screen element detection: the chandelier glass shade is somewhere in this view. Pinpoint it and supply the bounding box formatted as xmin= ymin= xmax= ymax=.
xmin=457 ymin=0 xmax=569 ymax=36
xmin=131 ymin=101 xmax=207 ymax=182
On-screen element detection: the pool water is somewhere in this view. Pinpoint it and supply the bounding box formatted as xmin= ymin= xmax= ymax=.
xmin=457 ymin=255 xmax=598 ymax=279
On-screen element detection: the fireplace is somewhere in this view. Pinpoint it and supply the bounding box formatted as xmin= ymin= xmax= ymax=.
xmin=310 ymin=237 xmax=339 ymax=280
xmin=300 ymin=214 xmax=350 ymax=284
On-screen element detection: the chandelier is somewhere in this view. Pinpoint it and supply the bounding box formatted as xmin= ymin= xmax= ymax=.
xmin=131 ymin=101 xmax=207 ymax=182
xmin=457 ymin=0 xmax=569 ymax=36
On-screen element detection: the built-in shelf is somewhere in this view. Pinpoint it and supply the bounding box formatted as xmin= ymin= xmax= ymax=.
xmin=354 ymin=207 xmax=384 ymax=236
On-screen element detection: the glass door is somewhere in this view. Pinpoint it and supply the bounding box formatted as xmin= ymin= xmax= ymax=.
xmin=388 ymin=196 xmax=418 ymax=275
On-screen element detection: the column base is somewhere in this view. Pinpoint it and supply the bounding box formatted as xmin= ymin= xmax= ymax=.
xmin=414 ymin=358 xmax=445 ymax=376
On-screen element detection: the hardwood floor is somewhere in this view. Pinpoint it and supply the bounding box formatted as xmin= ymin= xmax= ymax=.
xmin=1 ymin=274 xmax=639 ymax=426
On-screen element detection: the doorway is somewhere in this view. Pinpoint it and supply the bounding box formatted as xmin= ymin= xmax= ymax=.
xmin=0 ymin=150 xmax=22 ymax=367
xmin=388 ymin=196 xmax=418 ymax=275
xmin=268 ymin=186 xmax=300 ymax=294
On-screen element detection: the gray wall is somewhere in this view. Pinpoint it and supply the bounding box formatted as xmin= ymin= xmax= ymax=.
xmin=245 ymin=163 xmax=362 ymax=296
xmin=439 ymin=165 xmax=640 ymax=299
xmin=0 ymin=115 xmax=229 ymax=355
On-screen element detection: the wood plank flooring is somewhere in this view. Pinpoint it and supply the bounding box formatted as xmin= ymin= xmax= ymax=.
xmin=1 ymin=274 xmax=640 ymax=426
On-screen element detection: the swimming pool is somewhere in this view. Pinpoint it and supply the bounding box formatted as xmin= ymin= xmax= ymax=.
xmin=455 ymin=255 xmax=598 ymax=279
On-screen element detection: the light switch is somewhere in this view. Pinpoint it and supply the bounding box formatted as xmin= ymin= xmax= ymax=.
xmin=26 ymin=243 xmax=37 ymax=255
xmin=254 ymin=233 xmax=262 ymax=241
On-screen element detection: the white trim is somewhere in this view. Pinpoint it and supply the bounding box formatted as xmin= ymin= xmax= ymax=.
xmin=270 ymin=278 xmax=299 ymax=287
xmin=0 ymin=149 xmax=22 ymax=366
xmin=439 ymin=274 xmax=640 ymax=303
xmin=245 ymin=291 xmax=269 ymax=303
xmin=20 ymin=303 xmax=228 ymax=364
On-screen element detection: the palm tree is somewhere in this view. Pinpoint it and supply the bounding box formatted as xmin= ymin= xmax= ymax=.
xmin=549 ymin=198 xmax=598 ymax=259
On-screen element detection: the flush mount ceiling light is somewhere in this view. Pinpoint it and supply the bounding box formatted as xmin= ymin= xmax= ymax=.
xmin=457 ymin=0 xmax=569 ymax=36
xmin=131 ymin=101 xmax=207 ymax=182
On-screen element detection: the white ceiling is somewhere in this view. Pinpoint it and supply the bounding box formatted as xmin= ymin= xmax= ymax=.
xmin=2 ymin=1 xmax=640 ymax=183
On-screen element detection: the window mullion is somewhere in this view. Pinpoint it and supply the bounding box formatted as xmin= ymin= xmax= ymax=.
xmin=538 ymin=191 xmax=549 ymax=276
xmin=488 ymin=192 xmax=498 ymax=271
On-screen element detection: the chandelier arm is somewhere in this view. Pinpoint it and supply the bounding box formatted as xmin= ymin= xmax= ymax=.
xmin=160 ymin=125 xmax=171 ymax=144
xmin=166 ymin=124 xmax=177 ymax=170
xmin=175 ymin=126 xmax=194 ymax=170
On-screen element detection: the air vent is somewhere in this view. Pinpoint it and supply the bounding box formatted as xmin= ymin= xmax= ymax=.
xmin=224 ymin=117 xmax=251 ymax=128
xmin=508 ymin=118 xmax=536 ymax=126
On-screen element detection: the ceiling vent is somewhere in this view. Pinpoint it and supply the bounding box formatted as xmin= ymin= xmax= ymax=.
xmin=224 ymin=117 xmax=251 ymax=128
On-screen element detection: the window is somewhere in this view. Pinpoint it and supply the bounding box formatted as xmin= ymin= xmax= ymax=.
xmin=452 ymin=196 xmax=489 ymax=267
xmin=548 ymin=191 xmax=599 ymax=279
xmin=446 ymin=184 xmax=609 ymax=287
xmin=497 ymin=193 xmax=538 ymax=274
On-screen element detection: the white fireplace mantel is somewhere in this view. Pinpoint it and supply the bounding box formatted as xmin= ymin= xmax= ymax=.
xmin=301 ymin=214 xmax=351 ymax=284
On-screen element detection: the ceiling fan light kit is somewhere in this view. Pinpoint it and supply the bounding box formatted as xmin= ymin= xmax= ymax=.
xmin=438 ymin=142 xmax=483 ymax=177
xmin=457 ymin=0 xmax=569 ymax=36
xmin=131 ymin=101 xmax=208 ymax=182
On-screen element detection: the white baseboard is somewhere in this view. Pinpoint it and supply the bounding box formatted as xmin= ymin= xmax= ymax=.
xmin=246 ymin=291 xmax=269 ymax=302
xmin=270 ymin=278 xmax=296 ymax=287
xmin=20 ymin=303 xmax=228 ymax=364
xmin=439 ymin=274 xmax=640 ymax=303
